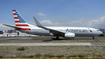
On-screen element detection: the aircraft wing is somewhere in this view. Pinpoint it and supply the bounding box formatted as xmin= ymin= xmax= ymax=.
xmin=3 ymin=24 xmax=21 ymax=29
xmin=33 ymin=16 xmax=65 ymax=36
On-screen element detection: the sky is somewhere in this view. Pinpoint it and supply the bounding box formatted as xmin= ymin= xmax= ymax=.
xmin=1 ymin=0 xmax=105 ymax=30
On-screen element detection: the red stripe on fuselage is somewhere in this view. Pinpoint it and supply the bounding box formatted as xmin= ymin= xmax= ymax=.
xmin=16 ymin=24 xmax=29 ymax=26
xmin=16 ymin=28 xmax=31 ymax=31
xmin=14 ymin=17 xmax=18 ymax=19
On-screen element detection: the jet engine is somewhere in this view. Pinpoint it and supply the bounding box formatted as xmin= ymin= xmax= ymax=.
xmin=64 ymin=33 xmax=75 ymax=38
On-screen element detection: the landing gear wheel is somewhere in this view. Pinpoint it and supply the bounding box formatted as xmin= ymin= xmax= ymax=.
xmin=56 ymin=36 xmax=59 ymax=39
xmin=92 ymin=36 xmax=95 ymax=39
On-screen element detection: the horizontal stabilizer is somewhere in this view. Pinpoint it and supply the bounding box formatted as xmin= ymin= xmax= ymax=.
xmin=3 ymin=24 xmax=21 ymax=29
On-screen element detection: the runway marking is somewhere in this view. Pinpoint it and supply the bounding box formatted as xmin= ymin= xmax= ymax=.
xmin=0 ymin=43 xmax=105 ymax=46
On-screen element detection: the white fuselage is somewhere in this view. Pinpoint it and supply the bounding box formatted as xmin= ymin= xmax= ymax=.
xmin=19 ymin=26 xmax=102 ymax=37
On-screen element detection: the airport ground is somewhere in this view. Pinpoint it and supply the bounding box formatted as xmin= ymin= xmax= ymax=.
xmin=0 ymin=46 xmax=105 ymax=58
xmin=0 ymin=36 xmax=105 ymax=58
xmin=0 ymin=36 xmax=105 ymax=43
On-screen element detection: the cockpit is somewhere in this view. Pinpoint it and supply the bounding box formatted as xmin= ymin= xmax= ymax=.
xmin=97 ymin=29 xmax=100 ymax=31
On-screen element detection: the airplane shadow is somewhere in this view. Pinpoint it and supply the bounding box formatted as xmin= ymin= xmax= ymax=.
xmin=42 ymin=38 xmax=74 ymax=42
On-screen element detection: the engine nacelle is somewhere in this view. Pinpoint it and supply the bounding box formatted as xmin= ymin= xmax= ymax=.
xmin=64 ymin=33 xmax=75 ymax=38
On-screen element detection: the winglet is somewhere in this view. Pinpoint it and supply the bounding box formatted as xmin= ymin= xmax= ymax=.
xmin=33 ymin=16 xmax=42 ymax=27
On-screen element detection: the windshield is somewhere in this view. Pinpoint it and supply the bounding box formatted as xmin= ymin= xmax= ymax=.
xmin=97 ymin=29 xmax=100 ymax=31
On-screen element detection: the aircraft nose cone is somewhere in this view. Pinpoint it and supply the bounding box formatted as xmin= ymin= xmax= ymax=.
xmin=99 ymin=31 xmax=104 ymax=36
xmin=100 ymin=31 xmax=103 ymax=34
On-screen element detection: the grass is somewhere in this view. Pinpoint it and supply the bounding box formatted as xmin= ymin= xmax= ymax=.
xmin=0 ymin=56 xmax=3 ymax=58
xmin=0 ymin=46 xmax=105 ymax=58
xmin=17 ymin=47 xmax=26 ymax=51
xmin=67 ymin=55 xmax=77 ymax=57
xmin=55 ymin=55 xmax=65 ymax=58
xmin=23 ymin=54 xmax=85 ymax=58
xmin=34 ymin=54 xmax=41 ymax=58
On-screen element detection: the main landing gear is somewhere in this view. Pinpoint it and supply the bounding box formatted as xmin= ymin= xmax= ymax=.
xmin=92 ymin=36 xmax=95 ymax=39
xmin=56 ymin=36 xmax=59 ymax=39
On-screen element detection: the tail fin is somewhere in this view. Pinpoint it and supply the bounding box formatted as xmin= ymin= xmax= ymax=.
xmin=12 ymin=10 xmax=28 ymax=26
xmin=12 ymin=10 xmax=34 ymax=31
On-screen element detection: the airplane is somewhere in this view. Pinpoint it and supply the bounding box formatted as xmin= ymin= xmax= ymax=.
xmin=3 ymin=10 xmax=103 ymax=39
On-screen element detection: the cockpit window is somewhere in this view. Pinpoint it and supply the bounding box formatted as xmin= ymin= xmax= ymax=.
xmin=97 ymin=29 xmax=100 ymax=31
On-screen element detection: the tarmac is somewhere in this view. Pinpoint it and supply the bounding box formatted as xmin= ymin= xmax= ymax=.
xmin=0 ymin=43 xmax=105 ymax=46
xmin=0 ymin=37 xmax=105 ymax=41
xmin=0 ymin=37 xmax=105 ymax=46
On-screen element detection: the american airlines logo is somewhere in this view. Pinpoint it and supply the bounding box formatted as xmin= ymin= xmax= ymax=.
xmin=66 ymin=29 xmax=92 ymax=32
xmin=90 ymin=30 xmax=92 ymax=32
